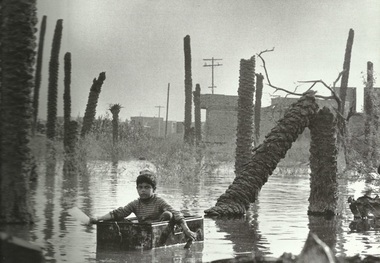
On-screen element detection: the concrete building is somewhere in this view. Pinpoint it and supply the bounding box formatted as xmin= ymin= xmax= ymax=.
xmin=130 ymin=116 xmax=183 ymax=138
xmin=199 ymin=87 xmax=361 ymax=144
xmin=200 ymin=94 xmax=238 ymax=143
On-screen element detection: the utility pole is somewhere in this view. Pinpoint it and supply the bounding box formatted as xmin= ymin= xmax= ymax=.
xmin=203 ymin=57 xmax=222 ymax=94
xmin=155 ymin=105 xmax=164 ymax=137
xmin=165 ymin=83 xmax=170 ymax=138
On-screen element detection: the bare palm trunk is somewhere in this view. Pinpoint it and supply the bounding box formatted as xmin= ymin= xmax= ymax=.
xmin=46 ymin=19 xmax=63 ymax=141
xmin=254 ymin=73 xmax=264 ymax=146
xmin=64 ymin=120 xmax=79 ymax=170
xmin=308 ymin=107 xmax=338 ymax=216
xmin=193 ymin=83 xmax=201 ymax=146
xmin=110 ymin=104 xmax=121 ymax=162
xmin=63 ymin=52 xmax=71 ymax=151
xmin=364 ymin=61 xmax=379 ymax=167
xmin=109 ymin=104 xmax=121 ymax=145
xmin=339 ymin=28 xmax=354 ymax=117
xmin=205 ymin=92 xmax=319 ymax=216
xmin=0 ymin=0 xmax=37 ymax=223
xmin=183 ymin=35 xmax=193 ymax=144
xmin=80 ymin=72 xmax=106 ymax=137
xmin=32 ymin=15 xmax=46 ymax=136
xmin=338 ymin=29 xmax=354 ymax=167
xmin=235 ymin=57 xmax=255 ymax=175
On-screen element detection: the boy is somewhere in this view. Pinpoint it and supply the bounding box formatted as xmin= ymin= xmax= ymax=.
xmin=89 ymin=169 xmax=197 ymax=241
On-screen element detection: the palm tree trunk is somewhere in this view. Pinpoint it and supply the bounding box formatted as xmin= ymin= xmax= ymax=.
xmin=183 ymin=35 xmax=193 ymax=144
xmin=364 ymin=61 xmax=379 ymax=167
xmin=339 ymin=28 xmax=354 ymax=117
xmin=308 ymin=107 xmax=338 ymax=216
xmin=254 ymin=73 xmax=264 ymax=146
xmin=46 ymin=19 xmax=63 ymax=141
xmin=193 ymin=83 xmax=201 ymax=146
xmin=109 ymin=104 xmax=121 ymax=145
xmin=32 ymin=15 xmax=46 ymax=136
xmin=235 ymin=57 xmax=255 ymax=175
xmin=80 ymin=72 xmax=106 ymax=137
xmin=205 ymin=92 xmax=319 ymax=216
xmin=370 ymin=63 xmax=379 ymax=164
xmin=110 ymin=104 xmax=121 ymax=162
xmin=64 ymin=120 xmax=79 ymax=170
xmin=337 ymin=29 xmax=354 ymax=167
xmin=0 ymin=0 xmax=37 ymax=223
xmin=63 ymin=52 xmax=71 ymax=151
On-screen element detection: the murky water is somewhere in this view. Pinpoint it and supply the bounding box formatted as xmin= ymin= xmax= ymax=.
xmin=1 ymin=160 xmax=379 ymax=262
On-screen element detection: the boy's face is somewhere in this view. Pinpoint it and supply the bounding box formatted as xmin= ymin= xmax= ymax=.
xmin=137 ymin=182 xmax=154 ymax=199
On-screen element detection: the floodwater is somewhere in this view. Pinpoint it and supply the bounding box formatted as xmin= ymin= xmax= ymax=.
xmin=1 ymin=159 xmax=379 ymax=263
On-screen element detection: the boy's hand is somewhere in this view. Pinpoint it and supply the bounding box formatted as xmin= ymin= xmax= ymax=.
xmin=183 ymin=229 xmax=197 ymax=249
xmin=183 ymin=229 xmax=197 ymax=240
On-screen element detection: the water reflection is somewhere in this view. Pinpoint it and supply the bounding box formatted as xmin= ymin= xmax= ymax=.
xmin=308 ymin=216 xmax=339 ymax=253
xmin=212 ymin=212 xmax=263 ymax=257
xmin=96 ymin=242 xmax=204 ymax=262
xmin=44 ymin=157 xmax=57 ymax=261
xmin=1 ymin=160 xmax=380 ymax=262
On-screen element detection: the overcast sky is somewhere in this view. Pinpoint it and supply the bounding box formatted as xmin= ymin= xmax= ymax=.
xmin=36 ymin=0 xmax=380 ymax=122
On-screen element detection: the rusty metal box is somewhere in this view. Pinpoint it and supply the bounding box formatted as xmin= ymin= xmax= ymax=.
xmin=96 ymin=216 xmax=204 ymax=250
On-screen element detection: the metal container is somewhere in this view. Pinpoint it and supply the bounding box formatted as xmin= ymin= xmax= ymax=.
xmin=96 ymin=216 xmax=204 ymax=250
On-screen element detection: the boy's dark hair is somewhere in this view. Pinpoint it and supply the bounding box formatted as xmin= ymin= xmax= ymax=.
xmin=136 ymin=170 xmax=157 ymax=190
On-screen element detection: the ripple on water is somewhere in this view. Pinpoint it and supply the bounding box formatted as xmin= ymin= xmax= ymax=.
xmin=1 ymin=160 xmax=379 ymax=262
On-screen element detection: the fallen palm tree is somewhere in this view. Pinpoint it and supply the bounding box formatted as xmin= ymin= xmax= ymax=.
xmin=205 ymin=91 xmax=319 ymax=216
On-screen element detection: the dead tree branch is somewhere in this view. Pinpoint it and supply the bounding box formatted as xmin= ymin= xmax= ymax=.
xmin=257 ymin=48 xmax=345 ymax=113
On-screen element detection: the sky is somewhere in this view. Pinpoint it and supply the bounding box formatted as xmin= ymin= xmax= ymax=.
xmin=36 ymin=0 xmax=380 ymax=122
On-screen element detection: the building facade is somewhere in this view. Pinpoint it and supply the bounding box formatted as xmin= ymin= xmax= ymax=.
xmin=200 ymin=87 xmax=359 ymax=144
xmin=130 ymin=116 xmax=182 ymax=138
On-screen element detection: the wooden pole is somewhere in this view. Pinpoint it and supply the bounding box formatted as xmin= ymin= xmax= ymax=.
xmin=165 ymin=83 xmax=170 ymax=138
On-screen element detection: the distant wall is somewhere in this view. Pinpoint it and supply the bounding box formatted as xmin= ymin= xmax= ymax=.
xmin=130 ymin=116 xmax=180 ymax=138
xmin=200 ymin=88 xmax=362 ymax=144
xmin=200 ymin=94 xmax=238 ymax=143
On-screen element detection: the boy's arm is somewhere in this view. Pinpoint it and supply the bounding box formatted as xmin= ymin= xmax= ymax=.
xmin=89 ymin=201 xmax=135 ymax=224
xmin=158 ymin=197 xmax=184 ymax=222
xmin=90 ymin=212 xmax=113 ymax=224
xmin=157 ymin=197 xmax=197 ymax=240
xmin=179 ymin=219 xmax=197 ymax=240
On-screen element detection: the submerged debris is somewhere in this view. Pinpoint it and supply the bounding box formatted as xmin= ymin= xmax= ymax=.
xmin=209 ymin=232 xmax=380 ymax=263
xmin=348 ymin=194 xmax=380 ymax=232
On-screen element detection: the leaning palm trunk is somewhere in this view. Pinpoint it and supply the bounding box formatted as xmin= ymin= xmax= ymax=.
xmin=0 ymin=0 xmax=37 ymax=223
xmin=254 ymin=73 xmax=264 ymax=146
xmin=193 ymin=84 xmax=201 ymax=146
xmin=308 ymin=107 xmax=338 ymax=216
xmin=338 ymin=28 xmax=354 ymax=117
xmin=337 ymin=29 xmax=354 ymax=167
xmin=80 ymin=72 xmax=106 ymax=137
xmin=63 ymin=52 xmax=71 ymax=151
xmin=183 ymin=35 xmax=193 ymax=144
xmin=46 ymin=19 xmax=63 ymax=141
xmin=235 ymin=57 xmax=255 ymax=175
xmin=32 ymin=15 xmax=46 ymax=136
xmin=205 ymin=92 xmax=319 ymax=216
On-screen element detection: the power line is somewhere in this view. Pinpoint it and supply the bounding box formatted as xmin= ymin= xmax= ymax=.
xmin=203 ymin=57 xmax=223 ymax=94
